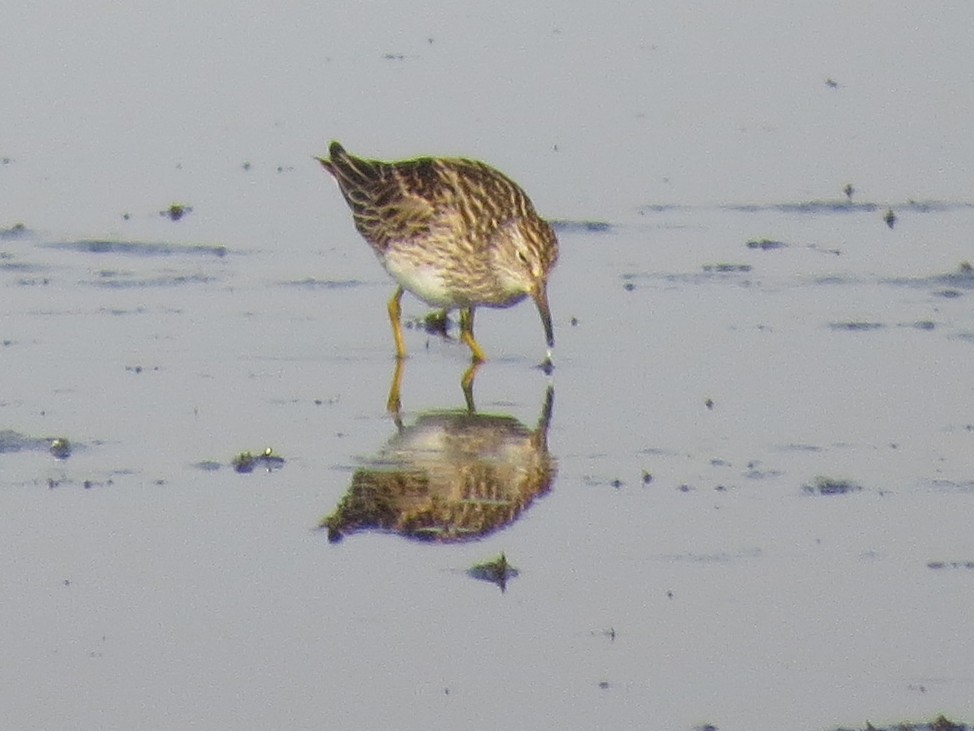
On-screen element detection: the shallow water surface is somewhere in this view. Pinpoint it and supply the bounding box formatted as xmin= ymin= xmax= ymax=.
xmin=3 ymin=3 xmax=974 ymax=730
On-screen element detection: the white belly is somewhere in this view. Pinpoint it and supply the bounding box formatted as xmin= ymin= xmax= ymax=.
xmin=383 ymin=256 xmax=455 ymax=307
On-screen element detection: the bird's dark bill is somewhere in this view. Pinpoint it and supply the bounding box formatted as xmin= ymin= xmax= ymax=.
xmin=534 ymin=288 xmax=554 ymax=348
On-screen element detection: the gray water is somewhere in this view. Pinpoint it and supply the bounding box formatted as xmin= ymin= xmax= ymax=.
xmin=3 ymin=3 xmax=974 ymax=729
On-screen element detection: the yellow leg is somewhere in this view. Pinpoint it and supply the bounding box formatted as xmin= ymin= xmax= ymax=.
xmin=459 ymin=308 xmax=487 ymax=363
xmin=387 ymin=287 xmax=407 ymax=359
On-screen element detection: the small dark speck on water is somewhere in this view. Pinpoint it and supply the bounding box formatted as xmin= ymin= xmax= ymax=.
xmin=641 ymin=470 xmax=653 ymax=485
xmin=884 ymin=207 xmax=897 ymax=229
xmin=705 ymin=398 xmax=714 ymax=410
xmin=623 ymin=282 xmax=635 ymax=291
xmin=570 ymin=316 xmax=579 ymax=326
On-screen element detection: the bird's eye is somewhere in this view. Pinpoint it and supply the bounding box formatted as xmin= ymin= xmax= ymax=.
xmin=516 ymin=250 xmax=530 ymax=265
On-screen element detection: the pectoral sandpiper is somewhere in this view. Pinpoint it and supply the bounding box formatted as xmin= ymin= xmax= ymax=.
xmin=317 ymin=142 xmax=558 ymax=362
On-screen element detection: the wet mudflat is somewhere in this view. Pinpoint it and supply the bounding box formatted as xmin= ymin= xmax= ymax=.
xmin=4 ymin=3 xmax=974 ymax=730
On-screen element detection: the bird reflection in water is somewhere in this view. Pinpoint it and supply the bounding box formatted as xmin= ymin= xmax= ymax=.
xmin=321 ymin=374 xmax=555 ymax=543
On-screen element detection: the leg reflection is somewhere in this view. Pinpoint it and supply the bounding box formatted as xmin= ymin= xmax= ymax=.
xmin=386 ymin=357 xmax=405 ymax=418
xmin=461 ymin=361 xmax=481 ymax=413
xmin=387 ymin=358 xmax=481 ymax=415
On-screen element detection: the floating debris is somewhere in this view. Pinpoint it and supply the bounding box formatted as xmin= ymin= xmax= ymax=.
xmin=802 ymin=476 xmax=862 ymax=496
xmin=161 ymin=203 xmax=193 ymax=221
xmin=843 ymin=183 xmax=855 ymax=200
xmin=0 ymin=429 xmax=82 ymax=457
xmin=0 ymin=222 xmax=28 ymax=239
xmin=49 ymin=438 xmax=72 ymax=460
xmin=421 ymin=310 xmax=449 ymax=336
xmin=232 ymin=447 xmax=285 ymax=474
xmin=884 ymin=207 xmax=897 ymax=229
xmin=468 ymin=553 xmax=518 ymax=591
xmin=939 ymin=261 xmax=974 ymax=287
